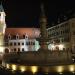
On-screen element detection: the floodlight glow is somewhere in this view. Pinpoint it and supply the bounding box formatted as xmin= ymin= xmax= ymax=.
xmin=6 ymin=64 xmax=10 ymax=69
xmin=57 ymin=66 xmax=63 ymax=73
xmin=0 ymin=46 xmax=4 ymax=53
xmin=59 ymin=44 xmax=64 ymax=50
xmin=69 ymin=65 xmax=74 ymax=72
xmin=11 ymin=64 xmax=17 ymax=71
xmin=31 ymin=66 xmax=38 ymax=74
xmin=20 ymin=66 xmax=26 ymax=72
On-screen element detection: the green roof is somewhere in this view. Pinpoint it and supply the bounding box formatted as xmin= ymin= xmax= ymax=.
xmin=0 ymin=2 xmax=4 ymax=12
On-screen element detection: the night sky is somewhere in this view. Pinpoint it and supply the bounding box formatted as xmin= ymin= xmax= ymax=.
xmin=2 ymin=0 xmax=75 ymax=28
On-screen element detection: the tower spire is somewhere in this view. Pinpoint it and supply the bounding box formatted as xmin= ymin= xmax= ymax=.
xmin=0 ymin=1 xmax=4 ymax=12
xmin=0 ymin=1 xmax=6 ymax=33
xmin=0 ymin=0 xmax=6 ymax=55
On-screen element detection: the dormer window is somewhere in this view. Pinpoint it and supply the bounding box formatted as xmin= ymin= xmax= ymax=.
xmin=8 ymin=34 xmax=11 ymax=40
xmin=25 ymin=33 xmax=28 ymax=39
xmin=23 ymin=33 xmax=28 ymax=39
xmin=16 ymin=34 xmax=19 ymax=39
xmin=23 ymin=35 xmax=25 ymax=39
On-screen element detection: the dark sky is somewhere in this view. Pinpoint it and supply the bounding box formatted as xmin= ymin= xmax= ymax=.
xmin=2 ymin=0 xmax=75 ymax=28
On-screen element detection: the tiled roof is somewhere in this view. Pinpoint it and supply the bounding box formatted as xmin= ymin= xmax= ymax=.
xmin=5 ymin=28 xmax=40 ymax=39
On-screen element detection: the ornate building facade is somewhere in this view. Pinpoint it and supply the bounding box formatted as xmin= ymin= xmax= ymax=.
xmin=0 ymin=3 xmax=6 ymax=54
xmin=2 ymin=3 xmax=75 ymax=69
xmin=47 ymin=17 xmax=75 ymax=53
xmin=1 ymin=2 xmax=75 ymax=53
xmin=4 ymin=28 xmax=40 ymax=52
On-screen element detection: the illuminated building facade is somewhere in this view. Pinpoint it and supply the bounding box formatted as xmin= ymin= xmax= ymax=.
xmin=2 ymin=3 xmax=75 ymax=70
xmin=47 ymin=18 xmax=75 ymax=52
xmin=4 ymin=28 xmax=40 ymax=52
xmin=0 ymin=3 xmax=6 ymax=54
xmin=38 ymin=3 xmax=49 ymax=51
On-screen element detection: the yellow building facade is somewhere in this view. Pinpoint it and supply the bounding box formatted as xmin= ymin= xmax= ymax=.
xmin=0 ymin=4 xmax=6 ymax=55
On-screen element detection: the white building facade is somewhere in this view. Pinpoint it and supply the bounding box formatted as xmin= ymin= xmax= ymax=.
xmin=4 ymin=28 xmax=40 ymax=52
